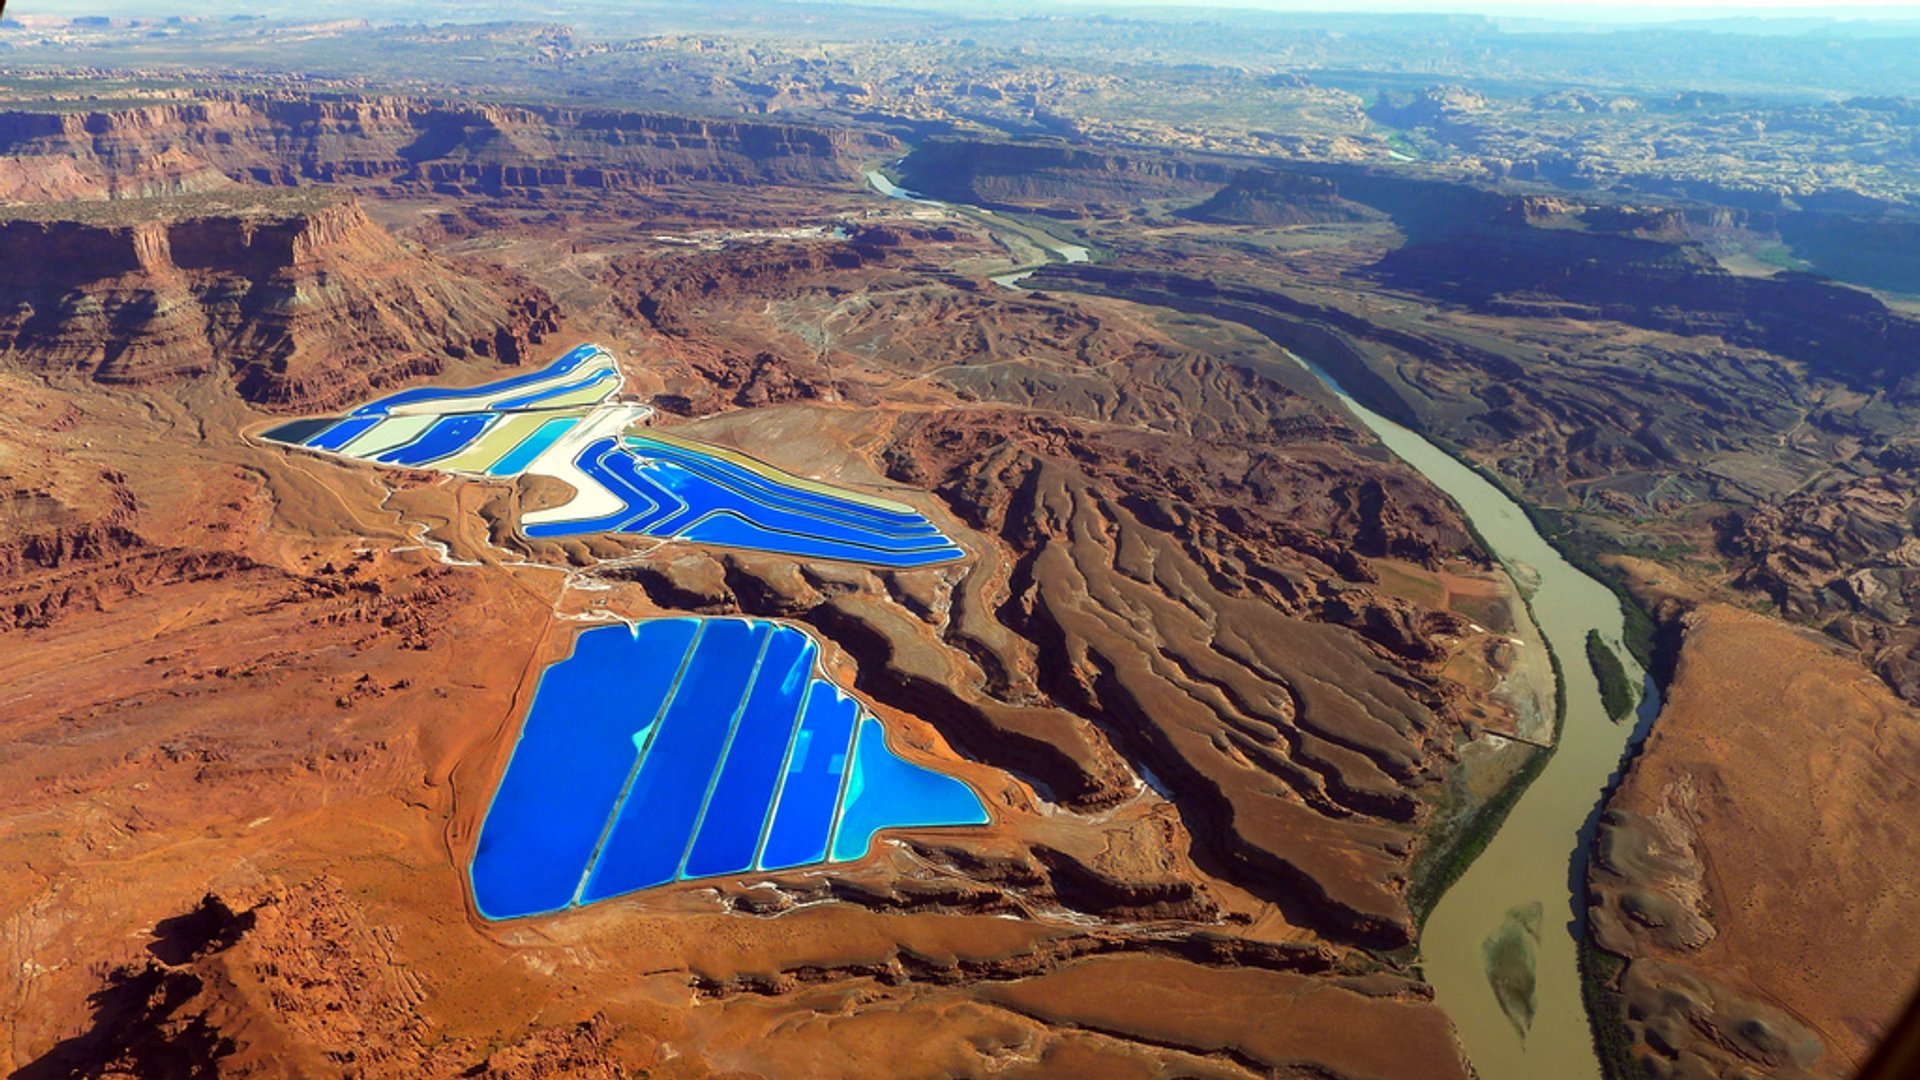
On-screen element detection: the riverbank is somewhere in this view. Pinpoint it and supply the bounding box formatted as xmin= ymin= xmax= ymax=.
xmin=1285 ymin=350 xmax=1654 ymax=1080
xmin=863 ymin=166 xmax=1653 ymax=1076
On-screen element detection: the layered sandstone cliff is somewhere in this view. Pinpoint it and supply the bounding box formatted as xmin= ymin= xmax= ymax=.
xmin=0 ymin=190 xmax=558 ymax=409
xmin=899 ymin=137 xmax=1239 ymax=214
xmin=0 ymin=94 xmax=897 ymax=204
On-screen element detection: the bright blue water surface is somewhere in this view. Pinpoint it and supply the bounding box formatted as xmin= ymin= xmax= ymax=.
xmin=493 ymin=368 xmax=618 ymax=410
xmin=469 ymin=617 xmax=990 ymax=919
xmin=259 ymin=342 xmax=965 ymax=569
xmin=350 ymin=343 xmax=604 ymax=417
xmin=682 ymin=629 xmax=815 ymax=878
xmin=833 ymin=717 xmax=991 ymax=862
xmin=757 ymin=682 xmax=860 ymax=871
xmin=627 ymin=437 xmax=939 ymax=533
xmin=512 ymin=435 xmax=964 ymax=567
xmin=305 ymin=415 xmax=381 ymax=451
xmin=583 ymin=619 xmax=768 ymax=902
xmin=377 ymin=413 xmax=495 ymax=467
xmin=679 ymin=513 xmax=964 ymax=568
xmin=522 ymin=438 xmax=664 ymax=538
xmin=468 ymin=618 xmax=700 ymax=920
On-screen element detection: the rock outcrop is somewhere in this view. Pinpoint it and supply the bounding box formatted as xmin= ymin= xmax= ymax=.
xmin=0 ymin=190 xmax=558 ymax=409
xmin=1179 ymin=168 xmax=1382 ymax=226
xmin=898 ymin=137 xmax=1238 ymax=214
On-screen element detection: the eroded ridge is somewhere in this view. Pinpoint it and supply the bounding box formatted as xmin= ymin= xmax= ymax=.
xmin=469 ymin=617 xmax=989 ymax=919
xmin=259 ymin=342 xmax=964 ymax=567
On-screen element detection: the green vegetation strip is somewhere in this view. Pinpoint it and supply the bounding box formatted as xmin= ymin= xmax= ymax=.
xmin=1580 ymin=932 xmax=1639 ymax=1079
xmin=1586 ymin=630 xmax=1636 ymax=723
xmin=1408 ymin=628 xmax=1568 ymax=931
xmin=1426 ymin=438 xmax=1667 ymax=677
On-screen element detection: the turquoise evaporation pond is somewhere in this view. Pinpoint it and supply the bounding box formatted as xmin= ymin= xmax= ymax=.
xmin=469 ymin=617 xmax=990 ymax=920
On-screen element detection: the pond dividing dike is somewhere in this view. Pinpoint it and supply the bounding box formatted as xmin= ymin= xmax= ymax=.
xmin=261 ymin=342 xmax=966 ymax=569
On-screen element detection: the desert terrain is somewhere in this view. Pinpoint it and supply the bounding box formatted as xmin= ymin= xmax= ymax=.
xmin=4 ymin=6 xmax=1920 ymax=1079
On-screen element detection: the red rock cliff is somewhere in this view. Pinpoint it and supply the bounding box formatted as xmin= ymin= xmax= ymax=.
xmin=0 ymin=193 xmax=558 ymax=409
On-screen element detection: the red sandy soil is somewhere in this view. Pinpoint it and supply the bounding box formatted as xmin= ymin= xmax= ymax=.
xmin=1589 ymin=603 xmax=1920 ymax=1079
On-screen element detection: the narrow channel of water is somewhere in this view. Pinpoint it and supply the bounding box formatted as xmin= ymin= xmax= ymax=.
xmin=864 ymin=166 xmax=1087 ymax=284
xmin=1294 ymin=354 xmax=1654 ymax=1080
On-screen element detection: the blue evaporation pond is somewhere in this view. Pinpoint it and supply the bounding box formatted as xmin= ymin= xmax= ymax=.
xmin=469 ymin=617 xmax=990 ymax=920
xmin=492 ymin=368 xmax=616 ymax=411
xmin=377 ymin=413 xmax=495 ymax=467
xmin=350 ymin=343 xmax=605 ymax=417
xmin=520 ymin=436 xmax=966 ymax=569
xmin=832 ymin=716 xmax=991 ymax=862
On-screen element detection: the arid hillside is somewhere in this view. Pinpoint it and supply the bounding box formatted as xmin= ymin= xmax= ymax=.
xmin=6 ymin=22 xmax=1920 ymax=1073
xmin=1589 ymin=604 xmax=1920 ymax=1079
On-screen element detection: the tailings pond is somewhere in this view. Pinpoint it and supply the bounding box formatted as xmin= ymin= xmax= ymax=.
xmin=470 ymin=617 xmax=990 ymax=920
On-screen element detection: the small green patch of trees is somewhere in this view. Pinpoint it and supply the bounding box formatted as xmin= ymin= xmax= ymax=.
xmin=1587 ymin=630 xmax=1636 ymax=722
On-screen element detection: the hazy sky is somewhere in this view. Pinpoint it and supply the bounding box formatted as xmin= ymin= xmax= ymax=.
xmin=26 ymin=0 xmax=1920 ymax=24
xmin=958 ymin=0 xmax=1920 ymax=17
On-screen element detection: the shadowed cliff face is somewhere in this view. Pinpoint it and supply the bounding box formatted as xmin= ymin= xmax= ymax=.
xmin=0 ymin=193 xmax=559 ymax=409
xmin=1179 ymin=169 xmax=1383 ymax=227
xmin=1369 ymin=220 xmax=1920 ymax=393
xmin=924 ymin=136 xmax=1920 ymax=398
xmin=900 ymin=137 xmax=1241 ymax=215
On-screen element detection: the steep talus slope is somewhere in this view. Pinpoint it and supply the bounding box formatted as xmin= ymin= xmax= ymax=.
xmin=1587 ymin=605 xmax=1920 ymax=1078
xmin=0 ymin=191 xmax=558 ymax=410
xmin=1180 ymin=168 xmax=1383 ymax=226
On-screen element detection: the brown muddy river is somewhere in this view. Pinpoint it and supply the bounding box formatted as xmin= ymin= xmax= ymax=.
xmin=875 ymin=162 xmax=1657 ymax=1076
xmin=1295 ymin=353 xmax=1655 ymax=1080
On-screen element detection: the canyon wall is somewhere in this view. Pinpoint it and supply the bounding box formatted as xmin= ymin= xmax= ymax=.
xmin=0 ymin=193 xmax=558 ymax=409
xmin=0 ymin=94 xmax=899 ymax=203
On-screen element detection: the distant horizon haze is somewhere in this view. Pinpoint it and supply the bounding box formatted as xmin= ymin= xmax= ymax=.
xmin=16 ymin=0 xmax=1920 ymax=29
